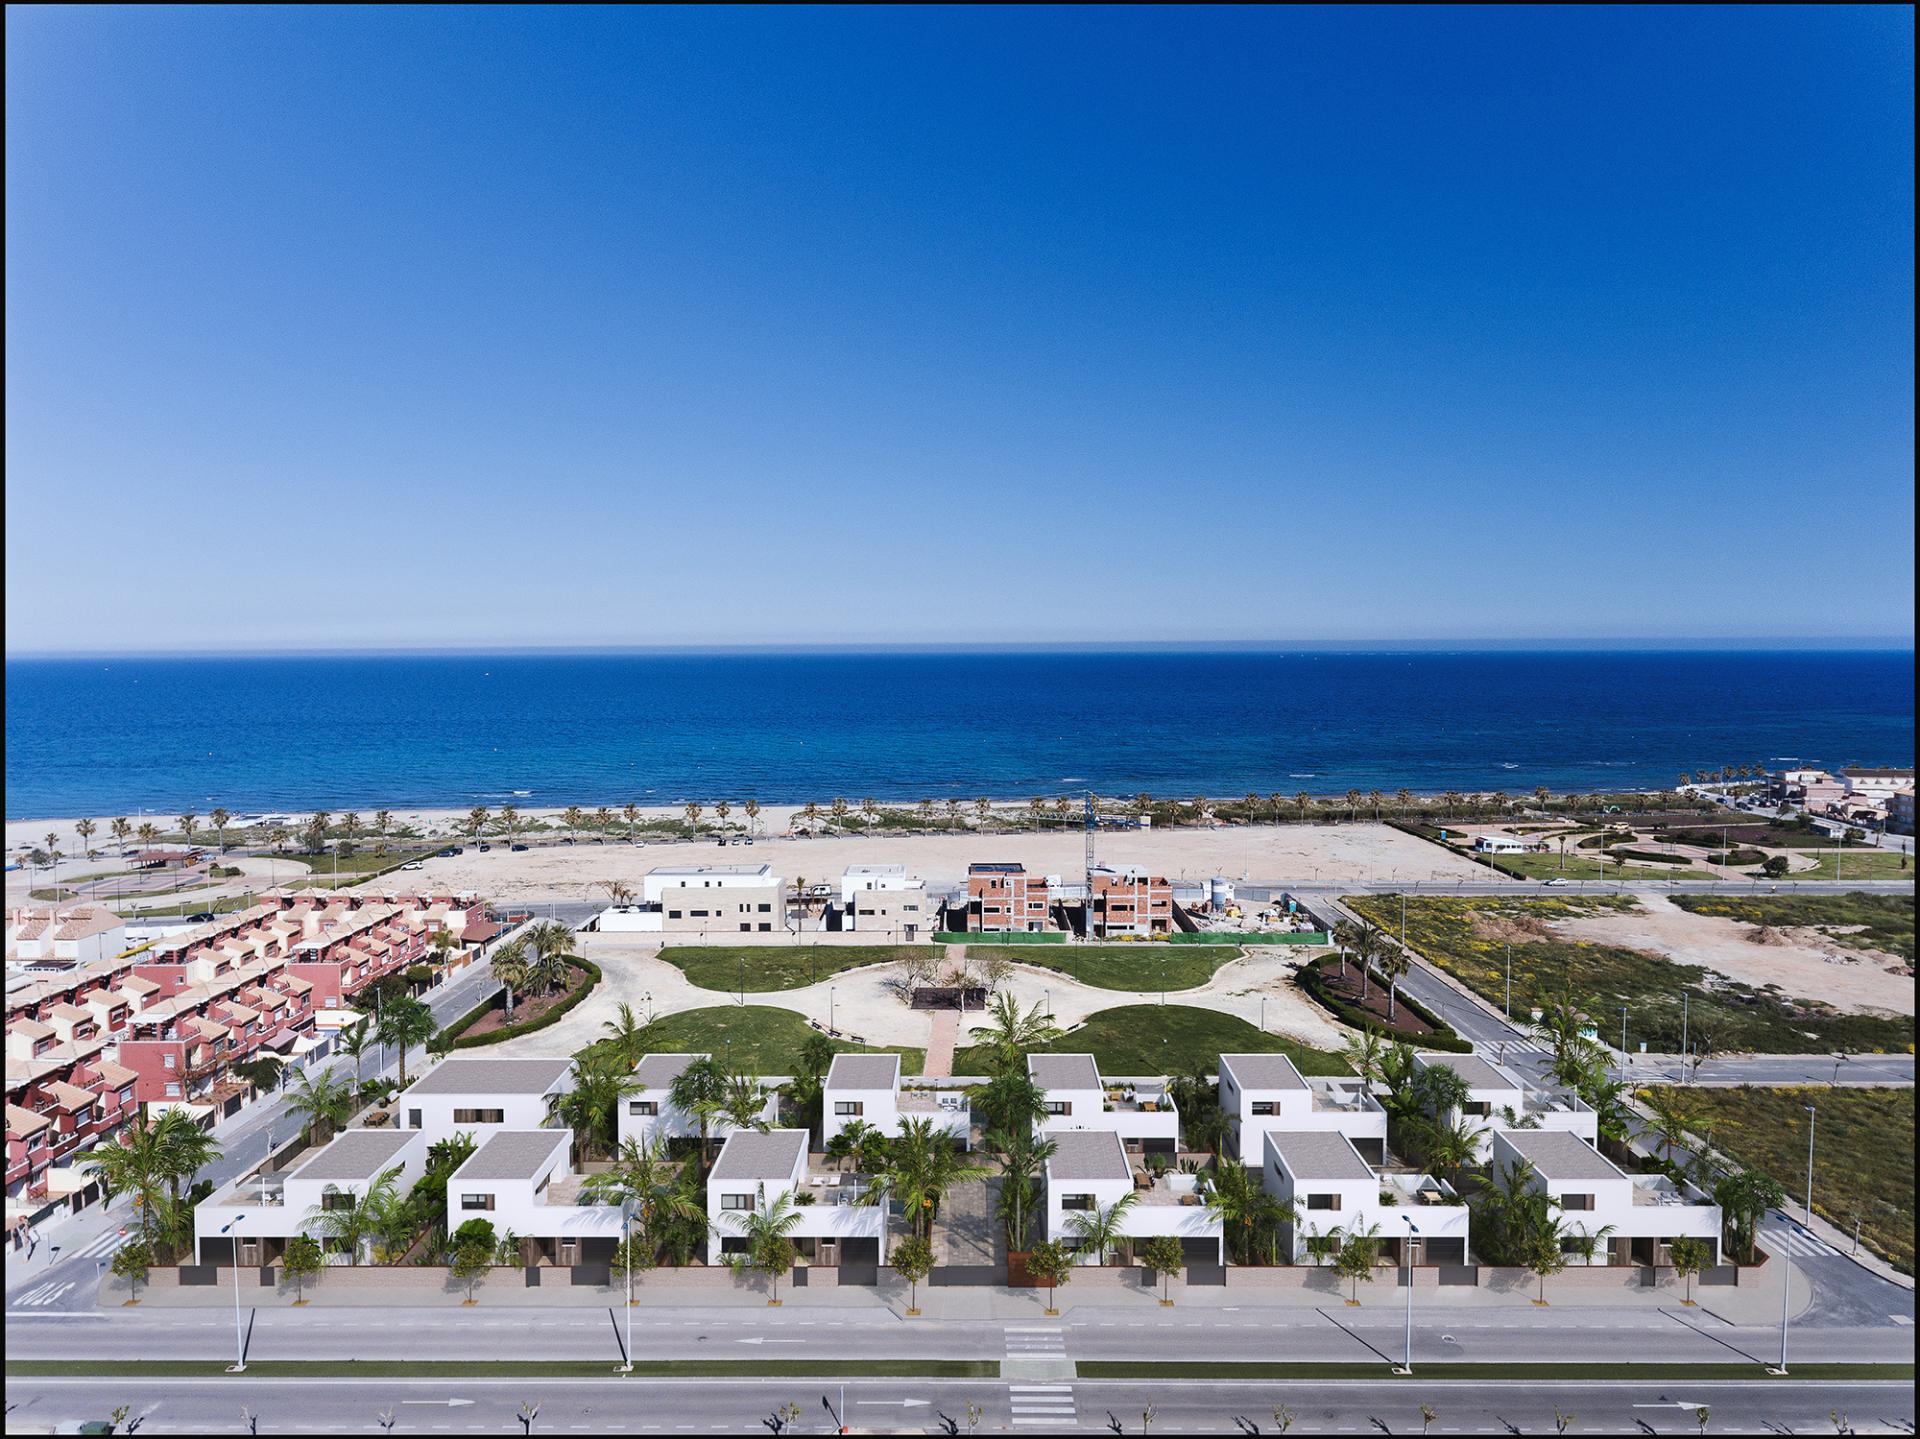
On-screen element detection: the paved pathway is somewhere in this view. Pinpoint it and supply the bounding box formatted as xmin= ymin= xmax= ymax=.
xmin=924 ymin=1010 xmax=959 ymax=1077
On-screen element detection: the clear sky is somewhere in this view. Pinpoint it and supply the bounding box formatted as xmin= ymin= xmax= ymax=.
xmin=5 ymin=6 xmax=1914 ymax=653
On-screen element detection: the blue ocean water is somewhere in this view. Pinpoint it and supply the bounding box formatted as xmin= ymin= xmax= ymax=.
xmin=3 ymin=650 xmax=1912 ymax=818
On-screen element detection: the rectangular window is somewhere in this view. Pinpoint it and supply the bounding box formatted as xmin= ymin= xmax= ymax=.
xmin=322 ymin=1192 xmax=357 ymax=1212
xmin=757 ymin=903 xmax=771 ymax=913
xmin=163 ymin=1054 xmax=176 ymax=1069
xmin=721 ymin=1193 xmax=754 ymax=1211
xmin=1561 ymin=1192 xmax=1595 ymax=1211
xmin=409 ymin=1109 xmax=423 ymax=1129
xmin=1307 ymin=1193 xmax=1338 ymax=1211
xmin=1061 ymin=1194 xmax=1095 ymax=1211
xmin=834 ymin=1101 xmax=864 ymax=1116
xmin=1044 ymin=1101 xmax=1070 ymax=1115
xmin=1249 ymin=1101 xmax=1275 ymax=1116
xmin=452 ymin=1108 xmax=505 ymax=1125
xmin=668 ymin=910 xmax=683 ymax=920
xmin=629 ymin=1101 xmax=659 ymax=1115
xmin=460 ymin=1194 xmax=495 ymax=1211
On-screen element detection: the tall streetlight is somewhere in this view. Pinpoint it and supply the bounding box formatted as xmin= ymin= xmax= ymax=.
xmin=617 ymin=1197 xmax=636 ymax=1373
xmin=218 ymin=1216 xmax=249 ymax=1372
xmin=1774 ymin=1101 xmax=1816 ymax=1375
xmin=1396 ymin=1215 xmax=1420 ymax=1374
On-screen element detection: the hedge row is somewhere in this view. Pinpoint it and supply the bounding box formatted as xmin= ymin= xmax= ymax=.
xmin=436 ymin=957 xmax=603 ymax=1050
xmin=1296 ymin=956 xmax=1473 ymax=1053
xmin=1610 ymin=847 xmax=1691 ymax=864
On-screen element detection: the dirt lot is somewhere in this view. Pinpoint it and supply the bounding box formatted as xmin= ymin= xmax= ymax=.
xmin=1552 ymin=892 xmax=1912 ymax=1016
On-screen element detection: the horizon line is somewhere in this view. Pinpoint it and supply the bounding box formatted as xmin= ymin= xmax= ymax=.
xmin=4 ymin=634 xmax=1917 ymax=661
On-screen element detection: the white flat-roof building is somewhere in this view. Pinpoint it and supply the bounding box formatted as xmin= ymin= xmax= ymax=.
xmin=1490 ymin=1129 xmax=1721 ymax=1266
xmin=1411 ymin=1051 xmax=1596 ymax=1160
xmin=597 ymin=866 xmax=786 ymax=934
xmin=838 ymin=865 xmax=930 ymax=937
xmin=1217 ymin=1052 xmax=1387 ymax=1166
xmin=1473 ymin=834 xmax=1536 ymax=854
xmin=447 ymin=1129 xmax=623 ymax=1266
xmin=822 ymin=1052 xmax=968 ymax=1147
xmin=396 ymin=1057 xmax=574 ymax=1143
xmin=616 ymin=1053 xmax=780 ymax=1151
xmin=1030 ymin=1053 xmax=1180 ymax=1154
xmin=1043 ymin=1128 xmax=1221 ymax=1265
xmin=707 ymin=1128 xmax=882 ymax=1267
xmin=1260 ymin=1129 xmax=1470 ymax=1266
xmin=195 ymin=1127 xmax=428 ymax=1265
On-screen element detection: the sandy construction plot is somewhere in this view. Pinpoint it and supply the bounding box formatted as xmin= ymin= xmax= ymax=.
xmin=1553 ymin=892 xmax=1912 ymax=1016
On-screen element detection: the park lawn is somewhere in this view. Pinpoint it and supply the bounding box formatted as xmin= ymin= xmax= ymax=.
xmin=111 ymin=894 xmax=259 ymax=919
xmin=1660 ymin=1085 xmax=1914 ymax=1275
xmin=1669 ymin=893 xmax=1915 ymax=965
xmin=600 ymin=1004 xmax=923 ymax=1075
xmin=1760 ymin=848 xmax=1915 ymax=882
xmin=269 ymin=847 xmax=437 ymax=880
xmin=1485 ymin=849 xmax=1699 ymax=881
xmin=1350 ymin=895 xmax=1915 ymax=1056
xmin=966 ymin=944 xmax=1240 ymax=992
xmin=658 ymin=945 xmax=919 ymax=993
xmin=954 ymin=1002 xmax=1349 ymax=1079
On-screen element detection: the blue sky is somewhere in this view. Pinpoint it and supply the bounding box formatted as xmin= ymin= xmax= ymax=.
xmin=5 ymin=6 xmax=1913 ymax=652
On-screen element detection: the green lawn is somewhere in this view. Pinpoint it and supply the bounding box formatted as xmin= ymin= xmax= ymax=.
xmin=657 ymin=945 xmax=918 ymax=993
xmin=111 ymin=894 xmax=261 ymax=919
xmin=594 ymin=1004 xmax=923 ymax=1075
xmin=273 ymin=847 xmax=435 ymax=879
xmin=1760 ymin=848 xmax=1914 ymax=882
xmin=1350 ymin=895 xmax=1915 ymax=1056
xmin=1481 ymin=848 xmax=1699 ymax=881
xmin=954 ymin=1002 xmax=1348 ymax=1079
xmin=1657 ymin=1085 xmax=1914 ymax=1275
xmin=1669 ymin=893 xmax=1915 ymax=965
xmin=963 ymin=944 xmax=1241 ymax=992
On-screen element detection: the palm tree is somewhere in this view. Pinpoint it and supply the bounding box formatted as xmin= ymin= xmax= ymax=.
xmin=1190 ymin=796 xmax=1209 ymax=827
xmin=1339 ymin=1029 xmax=1388 ymax=1090
xmin=375 ymin=997 xmax=438 ymax=1088
xmin=600 ymin=1002 xmax=647 ymax=1068
xmin=668 ymin=1056 xmax=729 ymax=1172
xmin=825 ymin=1118 xmax=886 ymax=1175
xmin=915 ymin=799 xmax=935 ymax=831
xmin=1564 ymin=1220 xmax=1618 ymax=1268
xmin=974 ymin=798 xmax=991 ymax=828
xmin=943 ymin=799 xmax=961 ymax=830
xmin=373 ymin=810 xmax=393 ymax=842
xmin=1029 ymin=796 xmax=1047 ymax=827
xmin=724 ymin=1183 xmax=805 ymax=1303
xmin=968 ymin=992 xmax=1063 ymax=1075
xmin=800 ymin=801 xmax=822 ymax=834
xmin=285 ymin=1068 xmax=354 ymax=1146
xmin=75 ymin=817 xmax=97 ymax=857
xmin=498 ymin=805 xmax=520 ymax=844
xmin=468 ymin=807 xmax=490 ymax=846
xmin=582 ymin=1135 xmax=706 ymax=1260
xmin=1344 ymin=789 xmax=1362 ymax=821
xmin=987 ymin=1128 xmax=1054 ymax=1251
xmin=860 ymin=798 xmax=877 ymax=835
xmin=969 ymin=1069 xmax=1050 ymax=1138
xmin=303 ymin=1164 xmax=405 ymax=1264
xmin=1395 ymin=788 xmax=1414 ymax=815
xmin=136 ymin=820 xmax=160 ymax=850
xmin=178 ymin=813 xmax=199 ymax=845
xmin=563 ymin=806 xmax=585 ymax=842
xmin=1066 ymin=1191 xmax=1139 ymax=1266
xmin=742 ymin=798 xmax=761 ymax=834
xmin=1295 ymin=791 xmax=1312 ymax=821
xmin=110 ymin=816 xmax=132 ymax=852
xmin=1637 ymin=1088 xmax=1699 ymax=1165
xmin=715 ymin=800 xmax=733 ymax=834
xmin=1367 ymin=789 xmax=1384 ymax=820
xmin=720 ymin=1071 xmax=772 ymax=1136
xmin=880 ymin=1117 xmax=991 ymax=1243
xmin=622 ymin=803 xmax=640 ymax=841
xmin=85 ymin=1111 xmax=176 ymax=1250
xmin=337 ymin=1018 xmax=375 ymax=1095
xmin=491 ymin=937 xmax=531 ymax=1019
xmin=1422 ymin=1113 xmax=1487 ymax=1188
xmin=341 ymin=813 xmax=362 ymax=849
xmin=547 ymin=1053 xmax=637 ymax=1160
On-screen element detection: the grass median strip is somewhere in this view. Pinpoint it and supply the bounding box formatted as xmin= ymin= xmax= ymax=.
xmin=658 ymin=945 xmax=921 ymax=992
xmin=5 ymin=1359 xmax=998 ymax=1379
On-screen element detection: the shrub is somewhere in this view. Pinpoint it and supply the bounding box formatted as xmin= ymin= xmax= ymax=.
xmin=440 ymin=957 xmax=603 ymax=1049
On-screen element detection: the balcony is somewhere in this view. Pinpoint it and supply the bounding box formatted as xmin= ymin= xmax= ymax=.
xmin=1308 ymin=1078 xmax=1384 ymax=1115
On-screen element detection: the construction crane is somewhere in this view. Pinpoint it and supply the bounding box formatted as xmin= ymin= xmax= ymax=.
xmin=1083 ymin=791 xmax=1099 ymax=942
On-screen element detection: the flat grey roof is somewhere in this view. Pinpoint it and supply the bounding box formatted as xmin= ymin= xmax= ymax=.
xmin=711 ymin=1129 xmax=808 ymax=1182
xmin=1029 ymin=1053 xmax=1100 ymax=1090
xmin=1498 ymin=1129 xmax=1624 ymax=1182
xmin=289 ymin=1129 xmax=417 ymax=1184
xmin=455 ymin=1129 xmax=571 ymax=1182
xmin=634 ymin=1053 xmax=706 ymax=1089
xmin=404 ymin=1056 xmax=572 ymax=1097
xmin=826 ymin=1053 xmax=899 ymax=1089
xmin=1265 ymin=1130 xmax=1374 ymax=1182
xmin=1045 ymin=1129 xmax=1132 ymax=1184
xmin=1416 ymin=1052 xmax=1510 ymax=1090
xmin=648 ymin=864 xmax=772 ymax=877
xmin=1220 ymin=1053 xmax=1307 ymax=1092
xmin=844 ymin=864 xmax=905 ymax=877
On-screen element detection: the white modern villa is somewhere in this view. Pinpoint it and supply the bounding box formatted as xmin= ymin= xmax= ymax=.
xmin=1490 ymin=1129 xmax=1722 ymax=1266
xmin=1411 ymin=1051 xmax=1597 ymax=1161
xmin=1216 ymin=1052 xmax=1387 ymax=1165
xmin=617 ymin=1052 xmax=780 ymax=1150
xmin=821 ymin=1052 xmax=968 ymax=1146
xmin=837 ymin=864 xmax=931 ymax=937
xmin=706 ymin=1128 xmax=883 ymax=1267
xmin=446 ymin=1129 xmax=623 ymax=1266
xmin=1260 ymin=1129 xmax=1470 ymax=1266
xmin=397 ymin=1056 xmax=574 ymax=1143
xmin=1030 ymin=1053 xmax=1180 ymax=1154
xmin=1042 ymin=1128 xmax=1221 ymax=1264
xmin=195 ymin=1128 xmax=428 ymax=1265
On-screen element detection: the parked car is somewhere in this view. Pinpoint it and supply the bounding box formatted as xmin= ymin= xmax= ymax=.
xmin=401 ymin=860 xmax=424 ymax=871
xmin=477 ymin=843 xmax=492 ymax=852
xmin=185 ymin=911 xmax=216 ymax=922
xmin=440 ymin=846 xmax=463 ymax=856
xmin=1543 ymin=877 xmax=1568 ymax=887
xmin=510 ymin=843 xmax=529 ymax=852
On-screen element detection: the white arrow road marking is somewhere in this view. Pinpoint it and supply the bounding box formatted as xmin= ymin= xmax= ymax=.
xmin=399 ymin=1399 xmax=476 ymax=1406
xmin=735 ymin=1336 xmax=806 ymax=1344
xmin=856 ymin=1400 xmax=931 ymax=1407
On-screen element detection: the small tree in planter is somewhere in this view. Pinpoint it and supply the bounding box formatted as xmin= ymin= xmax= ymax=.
xmin=282 ymin=1235 xmax=323 ymax=1304
xmin=451 ymin=1235 xmax=492 ymax=1305
xmin=1669 ymin=1236 xmax=1711 ymax=1306
xmin=1334 ymin=1223 xmax=1382 ymax=1306
xmin=892 ymin=1234 xmax=934 ymax=1317
xmin=1140 ymin=1235 xmax=1184 ymax=1307
xmin=111 ymin=1238 xmax=152 ymax=1304
xmin=1027 ymin=1239 xmax=1075 ymax=1317
xmin=723 ymin=1184 xmax=804 ymax=1306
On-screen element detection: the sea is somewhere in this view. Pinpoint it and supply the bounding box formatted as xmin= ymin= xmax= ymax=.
xmin=3 ymin=650 xmax=1913 ymax=819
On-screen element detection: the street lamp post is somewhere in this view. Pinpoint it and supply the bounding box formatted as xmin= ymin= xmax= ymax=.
xmin=1397 ymin=1216 xmax=1420 ymax=1374
xmin=1619 ymin=1007 xmax=1628 ymax=1083
xmin=219 ymin=1216 xmax=248 ymax=1372
xmin=1504 ymin=942 xmax=1512 ymax=1018
xmin=618 ymin=1198 xmax=636 ymax=1372
xmin=1775 ymin=1102 xmax=1816 ymax=1374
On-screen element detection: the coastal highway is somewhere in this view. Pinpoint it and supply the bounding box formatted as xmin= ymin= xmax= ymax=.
xmin=4 ymin=1374 xmax=1913 ymax=1435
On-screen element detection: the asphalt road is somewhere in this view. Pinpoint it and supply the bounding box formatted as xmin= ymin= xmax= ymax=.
xmin=4 ymin=1374 xmax=1913 ymax=1435
xmin=6 ymin=1300 xmax=1914 ymax=1368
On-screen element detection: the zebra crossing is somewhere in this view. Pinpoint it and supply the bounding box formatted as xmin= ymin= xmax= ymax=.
xmin=61 ymin=1227 xmax=130 ymax=1263
xmin=1763 ymin=1223 xmax=1841 ymax=1260
xmin=1003 ymin=1324 xmax=1075 ymax=1427
xmin=1007 ymin=1384 xmax=1077 ymax=1428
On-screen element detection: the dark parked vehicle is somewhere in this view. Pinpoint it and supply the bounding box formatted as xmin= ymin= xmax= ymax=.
xmin=184 ymin=911 xmax=216 ymax=923
xmin=510 ymin=843 xmax=529 ymax=852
